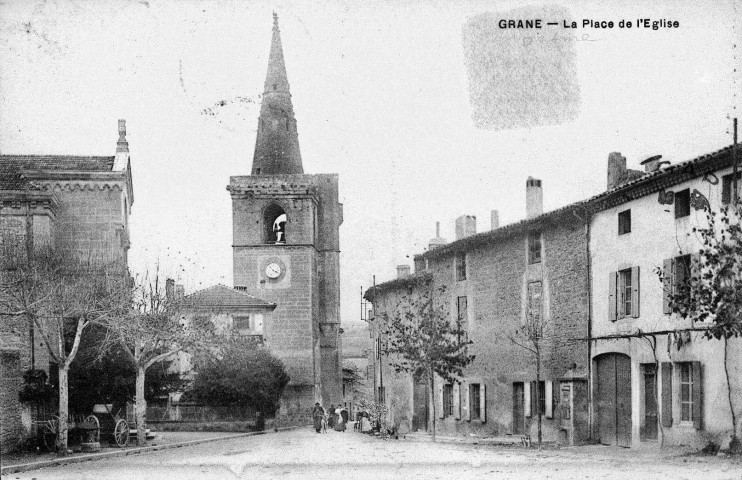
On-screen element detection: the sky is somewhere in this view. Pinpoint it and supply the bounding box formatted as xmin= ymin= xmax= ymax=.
xmin=1 ymin=0 xmax=739 ymax=327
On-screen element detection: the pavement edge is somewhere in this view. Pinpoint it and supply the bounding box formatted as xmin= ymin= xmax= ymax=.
xmin=0 ymin=424 xmax=310 ymax=476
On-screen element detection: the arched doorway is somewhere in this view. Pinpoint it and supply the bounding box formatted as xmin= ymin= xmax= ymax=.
xmin=594 ymin=353 xmax=632 ymax=447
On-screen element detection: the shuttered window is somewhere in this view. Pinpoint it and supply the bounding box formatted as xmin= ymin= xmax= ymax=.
xmin=678 ymin=361 xmax=703 ymax=429
xmin=443 ymin=384 xmax=454 ymax=417
xmin=661 ymin=362 xmax=673 ymax=428
xmin=610 ymin=267 xmax=640 ymax=320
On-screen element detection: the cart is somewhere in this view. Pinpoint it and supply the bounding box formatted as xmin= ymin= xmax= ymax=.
xmin=30 ymin=412 xmax=104 ymax=451
xmin=91 ymin=403 xmax=130 ymax=447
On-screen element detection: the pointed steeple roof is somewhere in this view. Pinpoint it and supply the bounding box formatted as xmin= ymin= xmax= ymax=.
xmin=250 ymin=13 xmax=304 ymax=175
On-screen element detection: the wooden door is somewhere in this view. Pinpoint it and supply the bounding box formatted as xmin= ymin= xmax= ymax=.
xmin=595 ymin=353 xmax=632 ymax=447
xmin=615 ymin=354 xmax=632 ymax=447
xmin=412 ymin=379 xmax=428 ymax=432
xmin=512 ymin=382 xmax=525 ymax=435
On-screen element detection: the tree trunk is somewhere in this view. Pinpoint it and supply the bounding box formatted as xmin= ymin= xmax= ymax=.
xmin=56 ymin=366 xmax=69 ymax=454
xmin=429 ymin=372 xmax=436 ymax=442
xmin=135 ymin=365 xmax=147 ymax=446
xmin=536 ymin=344 xmax=542 ymax=450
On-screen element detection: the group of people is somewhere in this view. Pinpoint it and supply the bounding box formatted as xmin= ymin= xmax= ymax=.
xmin=312 ymin=403 xmax=349 ymax=433
xmin=312 ymin=403 xmax=374 ymax=434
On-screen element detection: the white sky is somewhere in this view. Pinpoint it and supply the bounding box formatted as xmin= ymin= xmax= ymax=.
xmin=1 ymin=0 xmax=739 ymax=327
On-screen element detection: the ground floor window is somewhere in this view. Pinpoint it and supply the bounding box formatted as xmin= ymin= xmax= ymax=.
xmin=443 ymin=384 xmax=453 ymax=417
xmin=470 ymin=384 xmax=481 ymax=420
xmin=679 ymin=363 xmax=694 ymax=422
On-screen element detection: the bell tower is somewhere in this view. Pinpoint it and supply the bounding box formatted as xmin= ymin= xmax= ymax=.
xmin=228 ymin=14 xmax=343 ymax=412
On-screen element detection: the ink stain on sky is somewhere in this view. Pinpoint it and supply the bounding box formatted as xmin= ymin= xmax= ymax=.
xmin=462 ymin=5 xmax=580 ymax=130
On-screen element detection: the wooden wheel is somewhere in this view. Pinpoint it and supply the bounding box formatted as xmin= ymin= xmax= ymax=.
xmin=84 ymin=415 xmax=100 ymax=442
xmin=114 ymin=419 xmax=130 ymax=447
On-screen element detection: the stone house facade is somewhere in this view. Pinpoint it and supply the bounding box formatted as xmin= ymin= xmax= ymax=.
xmin=589 ymin=146 xmax=742 ymax=449
xmin=366 ymin=179 xmax=591 ymax=444
xmin=0 ymin=120 xmax=134 ymax=453
xmin=170 ymin=283 xmax=277 ymax=396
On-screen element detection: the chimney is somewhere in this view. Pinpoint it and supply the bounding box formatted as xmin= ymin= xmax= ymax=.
xmin=526 ymin=177 xmax=543 ymax=219
xmin=455 ymin=215 xmax=476 ymax=240
xmin=607 ymin=152 xmax=626 ymax=189
xmin=175 ymin=284 xmax=185 ymax=300
xmin=116 ymin=119 xmax=128 ymax=153
xmin=396 ymin=265 xmax=411 ymax=279
xmin=115 ymin=119 xmax=129 ymax=171
xmin=490 ymin=210 xmax=500 ymax=230
xmin=428 ymin=221 xmax=447 ymax=250
xmin=165 ymin=278 xmax=175 ymax=302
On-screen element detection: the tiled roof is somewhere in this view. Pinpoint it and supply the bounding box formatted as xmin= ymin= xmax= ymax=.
xmin=415 ymin=143 xmax=739 ymax=262
xmin=0 ymin=155 xmax=115 ymax=190
xmin=185 ymin=284 xmax=276 ymax=309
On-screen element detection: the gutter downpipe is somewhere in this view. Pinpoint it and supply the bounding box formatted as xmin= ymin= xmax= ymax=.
xmin=574 ymin=206 xmax=593 ymax=441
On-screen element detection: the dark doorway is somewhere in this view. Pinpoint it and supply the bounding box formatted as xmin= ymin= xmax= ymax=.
xmin=595 ymin=353 xmax=632 ymax=447
xmin=642 ymin=364 xmax=658 ymax=440
xmin=513 ymin=382 xmax=525 ymax=435
xmin=412 ymin=379 xmax=428 ymax=432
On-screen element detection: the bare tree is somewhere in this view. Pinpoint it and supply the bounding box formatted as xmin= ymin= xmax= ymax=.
xmin=661 ymin=204 xmax=742 ymax=453
xmin=375 ymin=279 xmax=474 ymax=441
xmin=97 ymin=269 xmax=218 ymax=445
xmin=510 ymin=289 xmax=549 ymax=450
xmin=0 ymin=246 xmax=128 ymax=454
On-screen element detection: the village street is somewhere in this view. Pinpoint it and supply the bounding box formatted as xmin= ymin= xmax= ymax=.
xmin=6 ymin=427 xmax=742 ymax=480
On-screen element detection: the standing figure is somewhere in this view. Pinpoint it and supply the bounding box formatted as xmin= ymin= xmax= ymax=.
xmin=312 ymin=403 xmax=325 ymax=434
xmin=327 ymin=404 xmax=336 ymax=429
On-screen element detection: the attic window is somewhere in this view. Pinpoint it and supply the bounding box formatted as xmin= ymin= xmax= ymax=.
xmin=675 ymin=189 xmax=690 ymax=218
xmin=618 ymin=209 xmax=631 ymax=235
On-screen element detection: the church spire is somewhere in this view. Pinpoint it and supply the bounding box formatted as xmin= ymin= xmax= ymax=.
xmin=250 ymin=12 xmax=304 ymax=175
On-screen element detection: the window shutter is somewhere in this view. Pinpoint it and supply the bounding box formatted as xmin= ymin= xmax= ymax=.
xmin=453 ymin=382 xmax=461 ymax=420
xmin=661 ymin=362 xmax=673 ymax=427
xmin=524 ymin=381 xmax=532 ymax=417
xmin=631 ymin=266 xmax=640 ymax=318
xmin=545 ymin=381 xmax=553 ymax=419
xmin=463 ymin=381 xmax=471 ymax=421
xmin=437 ymin=380 xmax=444 ymax=419
xmin=530 ymin=381 xmax=538 ymax=418
xmin=608 ymin=271 xmax=617 ymax=321
xmin=692 ymin=361 xmax=703 ymax=430
xmin=255 ymin=315 xmax=264 ymax=334
xmin=663 ymin=259 xmax=673 ymax=314
xmin=480 ymin=384 xmax=486 ymax=423
xmin=690 ymin=254 xmax=701 ymax=302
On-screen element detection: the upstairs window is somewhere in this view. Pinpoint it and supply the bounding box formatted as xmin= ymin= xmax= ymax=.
xmin=619 ymin=269 xmax=633 ymax=317
xmin=675 ymin=189 xmax=690 ymax=218
xmin=456 ymin=296 xmax=468 ymax=344
xmin=456 ymin=254 xmax=467 ymax=281
xmin=608 ymin=266 xmax=640 ymax=320
xmin=618 ymin=209 xmax=631 ymax=235
xmin=722 ymin=172 xmax=742 ymax=204
xmin=528 ymin=231 xmax=542 ymax=264
xmin=264 ymin=203 xmax=287 ymax=244
xmin=662 ymin=254 xmax=692 ymax=314
xmin=233 ymin=315 xmax=252 ymax=331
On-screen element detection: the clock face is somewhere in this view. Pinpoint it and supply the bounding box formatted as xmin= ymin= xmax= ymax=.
xmin=265 ymin=262 xmax=282 ymax=279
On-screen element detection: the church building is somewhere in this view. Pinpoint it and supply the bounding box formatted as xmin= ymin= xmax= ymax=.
xmin=227 ymin=14 xmax=343 ymax=414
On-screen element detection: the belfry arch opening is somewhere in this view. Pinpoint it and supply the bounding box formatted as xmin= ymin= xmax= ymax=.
xmin=264 ymin=203 xmax=287 ymax=244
